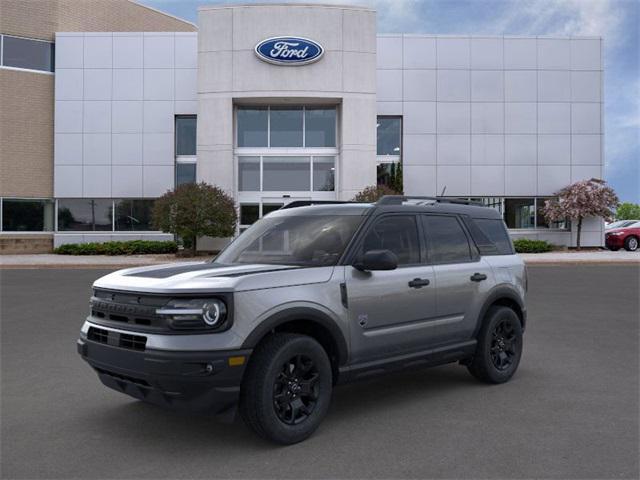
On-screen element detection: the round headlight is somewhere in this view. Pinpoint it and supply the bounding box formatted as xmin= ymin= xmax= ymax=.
xmin=203 ymin=300 xmax=226 ymax=326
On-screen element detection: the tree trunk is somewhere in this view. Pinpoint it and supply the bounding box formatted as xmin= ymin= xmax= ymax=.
xmin=576 ymin=216 xmax=582 ymax=251
xmin=191 ymin=236 xmax=197 ymax=257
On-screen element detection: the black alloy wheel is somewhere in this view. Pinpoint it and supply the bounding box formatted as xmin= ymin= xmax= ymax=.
xmin=467 ymin=305 xmax=523 ymax=384
xmin=273 ymin=355 xmax=320 ymax=425
xmin=490 ymin=319 xmax=518 ymax=371
xmin=239 ymin=333 xmax=332 ymax=444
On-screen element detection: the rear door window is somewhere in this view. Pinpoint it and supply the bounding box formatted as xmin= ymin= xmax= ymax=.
xmin=422 ymin=215 xmax=472 ymax=264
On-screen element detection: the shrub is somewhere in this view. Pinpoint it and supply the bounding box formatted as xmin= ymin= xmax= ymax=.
xmin=513 ymin=238 xmax=554 ymax=254
xmin=351 ymin=184 xmax=401 ymax=203
xmin=54 ymin=240 xmax=178 ymax=256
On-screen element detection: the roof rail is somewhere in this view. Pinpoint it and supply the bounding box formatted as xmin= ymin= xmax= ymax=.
xmin=280 ymin=200 xmax=360 ymax=210
xmin=376 ymin=195 xmax=481 ymax=206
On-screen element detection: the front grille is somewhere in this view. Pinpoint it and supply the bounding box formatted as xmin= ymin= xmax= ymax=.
xmin=87 ymin=326 xmax=147 ymax=351
xmin=90 ymin=290 xmax=169 ymax=332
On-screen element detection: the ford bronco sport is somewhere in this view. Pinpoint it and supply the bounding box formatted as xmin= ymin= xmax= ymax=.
xmin=77 ymin=196 xmax=527 ymax=444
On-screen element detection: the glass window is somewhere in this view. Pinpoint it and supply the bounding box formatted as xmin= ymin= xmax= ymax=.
xmin=238 ymin=156 xmax=260 ymax=191
xmin=270 ymin=107 xmax=303 ymax=147
xmin=114 ymin=199 xmax=155 ymax=231
xmin=504 ymin=198 xmax=535 ymax=229
xmin=176 ymin=163 xmax=196 ymax=186
xmin=237 ymin=107 xmax=268 ymax=147
xmin=262 ymin=203 xmax=283 ymax=216
xmin=361 ymin=215 xmax=420 ymax=265
xmin=1 ymin=199 xmax=53 ymax=231
xmin=313 ymin=157 xmax=335 ymax=191
xmin=2 ymin=35 xmax=54 ymax=72
xmin=473 ymin=218 xmax=514 ymax=255
xmin=377 ymin=161 xmax=402 ymax=191
xmin=305 ymin=108 xmax=336 ymax=147
xmin=216 ymin=215 xmax=363 ymax=267
xmin=175 ymin=116 xmax=196 ymax=156
xmin=240 ymin=204 xmax=259 ymax=225
xmin=423 ymin=215 xmax=472 ymax=264
xmin=263 ymin=156 xmax=310 ymax=191
xmin=471 ymin=197 xmax=503 ymax=214
xmin=536 ymin=197 xmax=568 ymax=229
xmin=377 ymin=117 xmax=401 ymax=156
xmin=57 ymin=199 xmax=112 ymax=231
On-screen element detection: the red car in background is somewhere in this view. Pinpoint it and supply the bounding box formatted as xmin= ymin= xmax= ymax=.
xmin=605 ymin=221 xmax=640 ymax=251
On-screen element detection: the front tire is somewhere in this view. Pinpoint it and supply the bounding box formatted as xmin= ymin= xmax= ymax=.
xmin=239 ymin=333 xmax=332 ymax=444
xmin=624 ymin=236 xmax=638 ymax=251
xmin=467 ymin=306 xmax=523 ymax=384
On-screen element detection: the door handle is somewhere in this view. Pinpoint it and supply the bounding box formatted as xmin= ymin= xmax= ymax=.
xmin=470 ymin=273 xmax=487 ymax=282
xmin=408 ymin=278 xmax=430 ymax=288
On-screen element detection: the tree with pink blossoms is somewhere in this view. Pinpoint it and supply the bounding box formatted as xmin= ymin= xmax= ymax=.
xmin=542 ymin=178 xmax=619 ymax=250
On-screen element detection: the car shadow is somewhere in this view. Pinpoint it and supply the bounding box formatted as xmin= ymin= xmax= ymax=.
xmin=80 ymin=363 xmax=487 ymax=449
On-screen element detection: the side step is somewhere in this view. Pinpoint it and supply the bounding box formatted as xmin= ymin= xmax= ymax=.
xmin=337 ymin=340 xmax=476 ymax=384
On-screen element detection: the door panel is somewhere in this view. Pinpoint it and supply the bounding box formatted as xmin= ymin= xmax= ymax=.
xmin=344 ymin=214 xmax=437 ymax=363
xmin=346 ymin=265 xmax=436 ymax=362
xmin=432 ymin=261 xmax=493 ymax=341
xmin=422 ymin=214 xmax=494 ymax=342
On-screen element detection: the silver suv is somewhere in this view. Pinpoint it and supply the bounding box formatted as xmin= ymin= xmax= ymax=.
xmin=77 ymin=196 xmax=527 ymax=444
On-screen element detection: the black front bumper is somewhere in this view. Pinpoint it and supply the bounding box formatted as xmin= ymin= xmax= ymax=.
xmin=78 ymin=338 xmax=251 ymax=417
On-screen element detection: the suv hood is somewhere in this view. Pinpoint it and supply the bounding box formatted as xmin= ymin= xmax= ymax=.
xmin=93 ymin=261 xmax=335 ymax=294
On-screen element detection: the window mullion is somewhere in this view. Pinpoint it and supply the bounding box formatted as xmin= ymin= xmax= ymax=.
xmin=259 ymin=155 xmax=264 ymax=192
xmin=302 ymin=106 xmax=306 ymax=148
xmin=267 ymin=106 xmax=271 ymax=148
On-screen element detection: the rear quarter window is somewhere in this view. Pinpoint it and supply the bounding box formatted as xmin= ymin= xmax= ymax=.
xmin=468 ymin=218 xmax=514 ymax=255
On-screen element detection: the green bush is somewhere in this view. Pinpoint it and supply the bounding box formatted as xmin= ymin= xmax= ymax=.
xmin=513 ymin=238 xmax=554 ymax=254
xmin=54 ymin=240 xmax=177 ymax=256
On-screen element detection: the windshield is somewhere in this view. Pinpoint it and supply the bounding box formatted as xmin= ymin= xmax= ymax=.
xmin=214 ymin=215 xmax=364 ymax=267
xmin=607 ymin=220 xmax=636 ymax=229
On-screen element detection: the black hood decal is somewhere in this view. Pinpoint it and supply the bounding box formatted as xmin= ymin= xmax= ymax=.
xmin=125 ymin=263 xmax=230 ymax=278
xmin=124 ymin=263 xmax=300 ymax=279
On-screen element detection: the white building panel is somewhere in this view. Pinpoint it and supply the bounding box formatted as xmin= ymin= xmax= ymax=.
xmin=54 ymin=32 xmax=198 ymax=200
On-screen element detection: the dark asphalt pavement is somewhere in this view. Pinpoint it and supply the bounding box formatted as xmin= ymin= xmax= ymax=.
xmin=1 ymin=266 xmax=638 ymax=479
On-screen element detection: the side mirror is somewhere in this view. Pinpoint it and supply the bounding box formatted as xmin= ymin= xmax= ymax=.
xmin=353 ymin=249 xmax=398 ymax=271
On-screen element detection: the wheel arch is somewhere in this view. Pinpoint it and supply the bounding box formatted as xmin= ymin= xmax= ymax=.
xmin=474 ymin=286 xmax=526 ymax=336
xmin=241 ymin=307 xmax=349 ymax=382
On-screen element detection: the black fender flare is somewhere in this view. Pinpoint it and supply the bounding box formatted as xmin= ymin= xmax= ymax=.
xmin=241 ymin=307 xmax=349 ymax=366
xmin=473 ymin=285 xmax=527 ymax=337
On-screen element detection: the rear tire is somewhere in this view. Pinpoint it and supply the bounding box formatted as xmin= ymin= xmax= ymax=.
xmin=239 ymin=333 xmax=332 ymax=444
xmin=624 ymin=236 xmax=638 ymax=251
xmin=467 ymin=306 xmax=523 ymax=384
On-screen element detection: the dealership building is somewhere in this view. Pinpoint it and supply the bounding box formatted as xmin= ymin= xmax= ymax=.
xmin=0 ymin=1 xmax=605 ymax=252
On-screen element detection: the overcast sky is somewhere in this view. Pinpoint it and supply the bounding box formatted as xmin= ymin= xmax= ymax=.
xmin=140 ymin=0 xmax=639 ymax=203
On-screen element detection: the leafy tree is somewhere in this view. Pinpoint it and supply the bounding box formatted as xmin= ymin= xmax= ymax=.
xmin=152 ymin=182 xmax=237 ymax=256
xmin=616 ymin=202 xmax=640 ymax=220
xmin=351 ymin=184 xmax=401 ymax=203
xmin=543 ymin=178 xmax=619 ymax=250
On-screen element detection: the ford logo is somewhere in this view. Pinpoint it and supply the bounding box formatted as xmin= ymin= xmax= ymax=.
xmin=255 ymin=36 xmax=324 ymax=66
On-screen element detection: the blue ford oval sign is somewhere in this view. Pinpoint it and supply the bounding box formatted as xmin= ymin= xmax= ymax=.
xmin=255 ymin=37 xmax=324 ymax=66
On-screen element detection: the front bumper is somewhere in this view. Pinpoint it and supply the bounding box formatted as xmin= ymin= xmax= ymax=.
xmin=77 ymin=336 xmax=251 ymax=417
xmin=605 ymin=235 xmax=624 ymax=248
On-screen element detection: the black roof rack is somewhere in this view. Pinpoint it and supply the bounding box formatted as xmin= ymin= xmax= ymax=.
xmin=280 ymin=200 xmax=361 ymax=210
xmin=376 ymin=195 xmax=481 ymax=206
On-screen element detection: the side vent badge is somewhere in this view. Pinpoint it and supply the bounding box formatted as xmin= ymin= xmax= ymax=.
xmin=358 ymin=313 xmax=368 ymax=328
